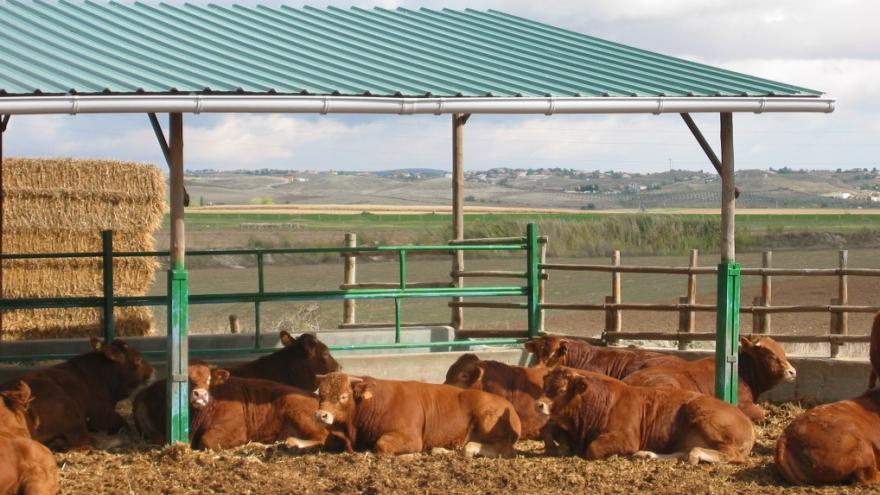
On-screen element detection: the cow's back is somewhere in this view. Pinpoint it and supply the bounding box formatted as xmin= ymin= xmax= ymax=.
xmin=0 ymin=433 xmax=59 ymax=495
xmin=562 ymin=341 xmax=683 ymax=379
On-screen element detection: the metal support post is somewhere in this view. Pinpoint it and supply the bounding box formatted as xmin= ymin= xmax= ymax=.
xmin=526 ymin=223 xmax=540 ymax=338
xmin=101 ymin=230 xmax=115 ymax=343
xmin=165 ymin=112 xmax=189 ymax=444
xmin=0 ymin=115 xmax=9 ymax=339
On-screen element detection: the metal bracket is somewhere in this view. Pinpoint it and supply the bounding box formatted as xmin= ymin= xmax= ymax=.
xmin=680 ymin=113 xmax=740 ymax=199
xmin=147 ymin=113 xmax=190 ymax=206
xmin=459 ymin=113 xmax=471 ymax=125
xmin=0 ymin=115 xmax=9 ymax=133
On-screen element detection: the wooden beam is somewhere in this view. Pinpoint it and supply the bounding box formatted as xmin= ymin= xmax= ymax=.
xmin=720 ymin=113 xmax=735 ymax=262
xmin=169 ymin=113 xmax=185 ymax=268
xmin=680 ymin=113 xmax=740 ymax=198
xmin=451 ymin=113 xmax=468 ymax=330
xmin=149 ymin=113 xmax=190 ymax=207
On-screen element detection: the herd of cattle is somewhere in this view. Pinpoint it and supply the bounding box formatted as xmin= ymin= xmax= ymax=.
xmin=3 ymin=317 xmax=880 ymax=493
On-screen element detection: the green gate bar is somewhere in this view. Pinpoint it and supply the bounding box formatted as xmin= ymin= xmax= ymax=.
xmin=715 ymin=262 xmax=741 ymax=403
xmin=101 ymin=230 xmax=115 ymax=343
xmin=166 ymin=268 xmax=189 ymax=444
xmin=526 ymin=223 xmax=540 ymax=338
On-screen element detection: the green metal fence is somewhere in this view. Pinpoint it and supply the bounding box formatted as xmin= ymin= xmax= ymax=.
xmin=0 ymin=225 xmax=541 ymax=362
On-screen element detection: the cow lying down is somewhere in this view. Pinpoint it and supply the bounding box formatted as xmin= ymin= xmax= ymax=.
xmin=315 ymin=372 xmax=521 ymax=457
xmin=624 ymin=336 xmax=796 ymax=421
xmin=0 ymin=381 xmax=59 ymax=495
xmin=537 ymin=367 xmax=754 ymax=464
xmin=186 ymin=363 xmax=330 ymax=450
xmin=776 ymin=383 xmax=880 ymax=485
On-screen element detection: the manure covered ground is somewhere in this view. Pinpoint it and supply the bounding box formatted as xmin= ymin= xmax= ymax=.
xmin=55 ymin=402 xmax=880 ymax=495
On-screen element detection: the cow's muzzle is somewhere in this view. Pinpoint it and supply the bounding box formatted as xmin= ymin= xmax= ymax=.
xmin=315 ymin=409 xmax=334 ymax=425
xmin=191 ymin=388 xmax=210 ymax=408
xmin=783 ymin=366 xmax=797 ymax=382
xmin=535 ymin=400 xmax=551 ymax=416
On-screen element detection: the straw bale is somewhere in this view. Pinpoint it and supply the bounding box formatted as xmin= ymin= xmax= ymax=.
xmin=2 ymin=158 xmax=166 ymax=340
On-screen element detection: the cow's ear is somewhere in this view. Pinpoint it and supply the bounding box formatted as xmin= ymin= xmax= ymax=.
xmin=471 ymin=365 xmax=485 ymax=384
xmin=280 ymin=331 xmax=295 ymax=347
xmin=353 ymin=381 xmax=374 ymax=401
xmin=1 ymin=381 xmax=32 ymax=410
xmin=212 ymin=369 xmax=231 ymax=385
xmin=102 ymin=343 xmax=125 ymax=363
xmin=90 ymin=337 xmax=103 ymax=351
xmin=739 ymin=336 xmax=753 ymax=348
xmin=556 ymin=341 xmax=569 ymax=357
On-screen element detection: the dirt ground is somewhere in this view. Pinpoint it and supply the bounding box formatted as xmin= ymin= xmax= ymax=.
xmin=54 ymin=402 xmax=880 ymax=495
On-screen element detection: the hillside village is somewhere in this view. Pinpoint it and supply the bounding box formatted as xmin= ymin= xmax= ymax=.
xmin=183 ymin=167 xmax=880 ymax=210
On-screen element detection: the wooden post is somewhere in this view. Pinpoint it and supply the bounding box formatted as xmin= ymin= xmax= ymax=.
xmin=0 ymin=116 xmax=7 ymax=339
xmin=760 ymin=251 xmax=772 ymax=333
xmin=165 ymin=113 xmax=189 ymax=445
xmin=228 ymin=314 xmax=240 ymax=334
xmin=606 ymin=250 xmax=621 ymax=345
xmin=831 ymin=250 xmax=848 ymax=357
xmin=538 ymin=239 xmax=547 ymax=333
xmin=679 ymin=249 xmax=698 ymax=350
xmin=451 ymin=113 xmax=468 ymax=331
xmin=715 ymin=112 xmax=740 ymax=405
xmin=343 ymin=233 xmax=357 ymax=325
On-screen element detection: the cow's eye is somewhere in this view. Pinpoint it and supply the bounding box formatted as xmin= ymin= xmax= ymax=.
xmin=339 ymin=394 xmax=349 ymax=402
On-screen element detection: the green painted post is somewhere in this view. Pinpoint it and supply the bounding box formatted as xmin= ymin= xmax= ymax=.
xmin=715 ymin=262 xmax=741 ymax=404
xmin=101 ymin=230 xmax=115 ymax=343
xmin=166 ymin=267 xmax=189 ymax=444
xmin=255 ymin=252 xmax=264 ymax=351
xmin=394 ymin=298 xmax=402 ymax=344
xmin=526 ymin=223 xmax=540 ymax=338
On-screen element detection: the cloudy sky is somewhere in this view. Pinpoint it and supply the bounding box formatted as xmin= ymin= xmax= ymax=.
xmin=5 ymin=0 xmax=879 ymax=173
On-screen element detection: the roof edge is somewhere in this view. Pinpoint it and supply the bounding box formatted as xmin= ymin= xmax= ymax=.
xmin=0 ymin=95 xmax=835 ymax=116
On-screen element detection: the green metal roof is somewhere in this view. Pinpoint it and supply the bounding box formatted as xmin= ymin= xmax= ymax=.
xmin=0 ymin=2 xmax=823 ymax=98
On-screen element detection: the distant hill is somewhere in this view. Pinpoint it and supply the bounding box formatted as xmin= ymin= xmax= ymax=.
xmin=181 ymin=168 xmax=880 ymax=209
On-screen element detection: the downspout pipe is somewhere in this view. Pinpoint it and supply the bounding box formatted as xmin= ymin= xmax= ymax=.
xmin=0 ymin=95 xmax=835 ymax=116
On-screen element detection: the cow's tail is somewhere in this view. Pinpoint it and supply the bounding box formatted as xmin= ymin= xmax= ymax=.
xmin=774 ymin=432 xmax=808 ymax=485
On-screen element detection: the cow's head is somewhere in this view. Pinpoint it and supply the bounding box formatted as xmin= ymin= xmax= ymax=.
xmin=739 ymin=335 xmax=797 ymax=390
xmin=444 ymin=354 xmax=485 ymax=389
xmin=188 ymin=362 xmax=228 ymax=410
xmin=536 ymin=367 xmax=586 ymax=416
xmin=90 ymin=338 xmax=156 ymax=398
xmin=278 ymin=331 xmax=340 ymax=389
xmin=526 ymin=336 xmax=568 ymax=368
xmin=314 ymin=372 xmax=373 ymax=426
xmin=0 ymin=381 xmax=34 ymax=438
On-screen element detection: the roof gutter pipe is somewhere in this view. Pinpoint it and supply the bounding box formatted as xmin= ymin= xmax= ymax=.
xmin=0 ymin=95 xmax=835 ymax=116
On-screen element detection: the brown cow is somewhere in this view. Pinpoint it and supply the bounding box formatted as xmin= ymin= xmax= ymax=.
xmin=537 ymin=367 xmax=754 ymax=464
xmin=776 ymin=387 xmax=880 ymax=485
xmin=133 ymin=332 xmax=338 ymax=443
xmin=230 ymin=331 xmax=340 ymax=390
xmin=315 ymin=372 xmax=521 ymax=457
xmin=1 ymin=338 xmax=154 ymax=450
xmin=624 ymin=335 xmax=796 ymax=421
xmin=187 ymin=363 xmax=329 ymax=450
xmin=0 ymin=381 xmax=60 ymax=495
xmin=526 ymin=335 xmax=684 ymax=379
xmin=868 ymin=313 xmax=880 ymax=389
xmin=444 ymin=354 xmax=551 ymax=442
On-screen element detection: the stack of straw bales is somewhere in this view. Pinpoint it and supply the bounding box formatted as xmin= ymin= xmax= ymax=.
xmin=2 ymin=158 xmax=166 ymax=340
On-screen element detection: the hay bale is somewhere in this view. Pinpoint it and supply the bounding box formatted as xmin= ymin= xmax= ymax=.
xmin=2 ymin=158 xmax=166 ymax=340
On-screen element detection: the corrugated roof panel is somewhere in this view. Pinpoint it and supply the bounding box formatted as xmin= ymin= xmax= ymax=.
xmin=0 ymin=2 xmax=824 ymax=98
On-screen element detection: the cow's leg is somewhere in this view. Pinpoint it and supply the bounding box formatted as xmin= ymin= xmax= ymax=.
xmin=853 ymin=465 xmax=880 ymax=485
xmin=686 ymin=447 xmax=727 ymax=465
xmin=197 ymin=427 xmax=246 ymax=450
xmin=633 ymin=451 xmax=688 ymax=461
xmin=463 ymin=440 xmax=516 ymax=459
xmin=738 ymin=401 xmax=766 ymax=422
xmin=584 ymin=432 xmax=640 ymax=460
xmin=281 ymin=410 xmax=329 ymax=450
xmin=373 ymin=431 xmax=422 ymax=456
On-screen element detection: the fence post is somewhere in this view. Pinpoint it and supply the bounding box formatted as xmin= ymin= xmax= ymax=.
xmin=538 ymin=238 xmax=548 ymax=334
xmin=526 ymin=223 xmax=540 ymax=338
xmin=101 ymin=230 xmax=115 ymax=343
xmin=760 ymin=251 xmax=772 ymax=333
xmin=343 ymin=233 xmax=357 ymax=325
xmin=678 ymin=249 xmax=698 ymax=350
xmin=228 ymin=314 xmax=240 ymax=334
xmin=605 ymin=250 xmax=622 ymax=345
xmin=831 ymin=250 xmax=848 ymax=358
